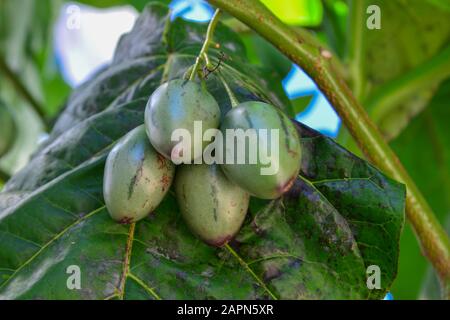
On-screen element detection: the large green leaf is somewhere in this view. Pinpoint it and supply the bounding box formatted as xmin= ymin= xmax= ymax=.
xmin=0 ymin=3 xmax=405 ymax=299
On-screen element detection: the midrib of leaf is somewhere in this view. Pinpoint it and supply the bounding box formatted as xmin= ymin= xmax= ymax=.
xmin=127 ymin=272 xmax=161 ymax=300
xmin=224 ymin=244 xmax=278 ymax=300
xmin=118 ymin=223 xmax=135 ymax=300
xmin=0 ymin=205 xmax=106 ymax=293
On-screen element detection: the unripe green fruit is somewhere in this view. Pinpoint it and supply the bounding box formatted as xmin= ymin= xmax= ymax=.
xmin=0 ymin=101 xmax=16 ymax=157
xmin=144 ymin=79 xmax=220 ymax=162
xmin=220 ymin=101 xmax=301 ymax=199
xmin=103 ymin=125 xmax=175 ymax=224
xmin=175 ymin=164 xmax=249 ymax=247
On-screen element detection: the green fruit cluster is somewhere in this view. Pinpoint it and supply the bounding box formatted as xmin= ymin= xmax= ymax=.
xmin=103 ymin=79 xmax=301 ymax=247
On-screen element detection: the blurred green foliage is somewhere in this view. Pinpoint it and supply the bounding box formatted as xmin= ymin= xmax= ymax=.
xmin=0 ymin=0 xmax=69 ymax=176
xmin=390 ymin=79 xmax=450 ymax=299
xmin=261 ymin=0 xmax=323 ymax=26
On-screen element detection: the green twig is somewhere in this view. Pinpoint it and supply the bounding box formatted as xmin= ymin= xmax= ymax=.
xmin=208 ymin=0 xmax=450 ymax=297
xmin=189 ymin=9 xmax=222 ymax=81
xmin=0 ymin=54 xmax=47 ymax=123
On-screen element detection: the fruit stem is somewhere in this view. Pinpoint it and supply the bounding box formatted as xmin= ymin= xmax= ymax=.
xmin=208 ymin=0 xmax=450 ymax=297
xmin=202 ymin=52 xmax=212 ymax=67
xmin=189 ymin=9 xmax=222 ymax=81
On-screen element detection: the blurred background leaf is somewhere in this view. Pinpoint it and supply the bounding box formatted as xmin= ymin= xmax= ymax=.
xmin=389 ymin=78 xmax=450 ymax=299
xmin=425 ymin=0 xmax=450 ymax=12
xmin=320 ymin=0 xmax=348 ymax=58
xmin=0 ymin=0 xmax=69 ymax=177
xmin=0 ymin=0 xmax=70 ymax=116
xmin=261 ymin=0 xmax=323 ymax=26
xmin=419 ymin=216 xmax=450 ymax=299
xmin=0 ymin=99 xmax=16 ymax=159
xmin=77 ymin=0 xmax=171 ymax=11
xmin=340 ymin=0 xmax=450 ymax=142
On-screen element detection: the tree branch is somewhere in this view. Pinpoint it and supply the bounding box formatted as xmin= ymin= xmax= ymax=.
xmin=208 ymin=0 xmax=450 ymax=297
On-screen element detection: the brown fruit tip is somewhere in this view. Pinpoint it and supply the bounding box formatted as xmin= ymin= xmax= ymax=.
xmin=277 ymin=175 xmax=297 ymax=195
xmin=206 ymin=235 xmax=233 ymax=247
xmin=118 ymin=216 xmax=134 ymax=224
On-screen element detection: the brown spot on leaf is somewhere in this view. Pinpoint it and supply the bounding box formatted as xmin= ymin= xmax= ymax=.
xmin=251 ymin=220 xmax=265 ymax=236
xmin=264 ymin=264 xmax=281 ymax=281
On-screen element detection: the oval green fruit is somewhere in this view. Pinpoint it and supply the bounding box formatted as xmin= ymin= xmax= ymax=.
xmin=103 ymin=125 xmax=175 ymax=224
xmin=0 ymin=100 xmax=16 ymax=157
xmin=144 ymin=79 xmax=220 ymax=162
xmin=175 ymin=164 xmax=249 ymax=247
xmin=220 ymin=101 xmax=301 ymax=199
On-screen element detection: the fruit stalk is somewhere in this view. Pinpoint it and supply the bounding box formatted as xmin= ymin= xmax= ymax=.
xmin=189 ymin=9 xmax=222 ymax=80
xmin=208 ymin=0 xmax=450 ymax=297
